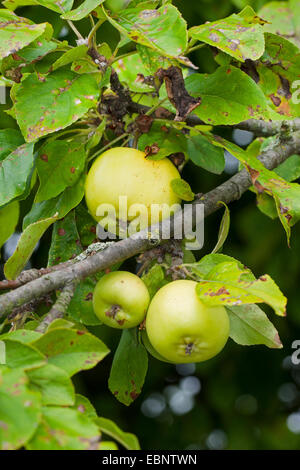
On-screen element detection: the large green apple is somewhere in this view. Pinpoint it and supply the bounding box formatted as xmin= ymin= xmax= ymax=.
xmin=146 ymin=280 xmax=230 ymax=363
xmin=84 ymin=147 xmax=181 ymax=232
xmin=93 ymin=271 xmax=150 ymax=329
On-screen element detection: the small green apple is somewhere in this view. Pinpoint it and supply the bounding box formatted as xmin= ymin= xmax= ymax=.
xmin=93 ymin=271 xmax=150 ymax=329
xmin=146 ymin=280 xmax=230 ymax=363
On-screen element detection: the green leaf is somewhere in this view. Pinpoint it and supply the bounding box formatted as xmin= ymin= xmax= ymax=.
xmin=191 ymin=257 xmax=287 ymax=316
xmin=114 ymin=52 xmax=154 ymax=93
xmin=108 ymin=329 xmax=148 ymax=406
xmin=0 ymin=367 xmax=41 ymax=450
xmin=2 ymin=339 xmax=46 ymax=370
xmin=138 ymin=122 xmax=187 ymax=160
xmin=141 ymin=264 xmax=167 ymax=299
xmin=75 ymin=203 xmax=98 ymax=246
xmin=67 ymin=277 xmax=101 ymax=325
xmin=31 ymin=327 xmax=110 ymax=376
xmin=212 ymin=202 xmax=230 ymax=253
xmin=95 ymin=417 xmax=140 ymax=450
xmin=73 ymin=394 xmax=97 ymax=419
xmin=0 ymin=201 xmax=19 ymax=250
xmin=51 ymin=45 xmax=88 ymax=71
xmin=4 ymin=214 xmax=59 ymax=280
xmin=136 ymin=43 xmax=173 ymax=75
xmin=185 ymin=66 xmax=272 ymax=125
xmin=0 ymin=142 xmax=35 ymax=208
xmin=171 ymin=178 xmax=194 ymax=202
xmin=258 ymin=1 xmax=300 ymax=48
xmin=227 ymin=303 xmax=283 ymax=349
xmin=48 ymin=210 xmax=81 ymax=265
xmin=0 ymin=329 xmax=42 ymax=344
xmin=13 ymin=70 xmax=99 ymax=142
xmin=189 ymin=6 xmax=265 ymax=62
xmin=28 ymin=364 xmax=75 ymax=406
xmin=36 ymin=139 xmax=86 ymax=202
xmin=0 ymin=128 xmax=24 ymax=159
xmin=255 ymin=33 xmax=300 ymax=119
xmin=187 ymin=133 xmax=225 ymax=174
xmin=23 ymin=177 xmax=85 ymax=229
xmin=3 ymin=0 xmax=74 ymax=14
xmin=26 ymin=406 xmax=100 ymax=450
xmin=62 ymin=0 xmax=105 ymax=21
xmin=0 ymin=9 xmax=52 ymax=59
xmin=201 ymin=133 xmax=300 ymax=241
xmin=104 ymin=3 xmax=188 ymax=58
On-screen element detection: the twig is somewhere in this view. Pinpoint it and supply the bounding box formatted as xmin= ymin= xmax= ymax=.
xmin=35 ymin=282 xmax=77 ymax=333
xmin=1 ymin=130 xmax=299 ymax=318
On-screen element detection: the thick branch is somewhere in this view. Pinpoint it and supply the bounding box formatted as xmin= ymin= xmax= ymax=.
xmin=1 ymin=131 xmax=299 ymax=318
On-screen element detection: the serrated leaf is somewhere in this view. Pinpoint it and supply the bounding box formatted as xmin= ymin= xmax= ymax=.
xmin=26 ymin=406 xmax=100 ymax=450
xmin=171 ymin=178 xmax=194 ymax=202
xmin=189 ymin=6 xmax=265 ymax=62
xmin=0 ymin=141 xmax=35 ymax=208
xmin=95 ymin=417 xmax=140 ymax=450
xmin=187 ymin=133 xmax=225 ymax=174
xmin=13 ymin=70 xmax=99 ymax=142
xmin=32 ymin=328 xmax=110 ymax=376
xmin=36 ymin=140 xmax=86 ymax=203
xmin=28 ymin=364 xmax=75 ymax=406
xmin=0 ymin=367 xmax=41 ymax=450
xmin=227 ymin=303 xmax=283 ymax=349
xmin=62 ymin=0 xmax=105 ymax=20
xmin=104 ymin=3 xmax=188 ymax=58
xmin=0 ymin=9 xmax=52 ymax=59
xmin=108 ymin=329 xmax=148 ymax=406
xmin=4 ymin=214 xmax=58 ymax=280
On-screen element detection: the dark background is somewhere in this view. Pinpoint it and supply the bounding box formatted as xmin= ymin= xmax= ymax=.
xmin=1 ymin=0 xmax=300 ymax=450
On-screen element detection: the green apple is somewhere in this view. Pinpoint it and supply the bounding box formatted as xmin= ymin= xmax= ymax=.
xmin=146 ymin=280 xmax=230 ymax=363
xmin=104 ymin=0 xmax=130 ymax=13
xmin=84 ymin=147 xmax=181 ymax=232
xmin=141 ymin=330 xmax=175 ymax=364
xmin=93 ymin=271 xmax=150 ymax=329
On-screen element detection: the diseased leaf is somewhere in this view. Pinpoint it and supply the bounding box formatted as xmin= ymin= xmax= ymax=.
xmin=0 ymin=141 xmax=35 ymax=208
xmin=51 ymin=45 xmax=88 ymax=71
xmin=189 ymin=6 xmax=266 ymax=62
xmin=48 ymin=210 xmax=81 ymax=266
xmin=36 ymin=139 xmax=86 ymax=202
xmin=3 ymin=0 xmax=74 ymax=14
xmin=258 ymin=1 xmax=300 ymax=48
xmin=190 ymin=257 xmax=287 ymax=316
xmin=0 ymin=9 xmax=52 ymax=59
xmin=104 ymin=3 xmax=188 ymax=58
xmin=26 ymin=406 xmax=100 ymax=450
xmin=108 ymin=329 xmax=148 ymax=406
xmin=62 ymin=0 xmax=105 ymax=21
xmin=13 ymin=70 xmax=99 ymax=142
xmin=96 ymin=417 xmax=140 ymax=450
xmin=67 ymin=277 xmax=101 ymax=325
xmin=227 ymin=303 xmax=283 ymax=349
xmin=185 ymin=66 xmax=272 ymax=125
xmin=138 ymin=121 xmax=187 ymax=160
xmin=4 ymin=215 xmax=59 ymax=280
xmin=0 ymin=367 xmax=41 ymax=450
xmin=31 ymin=328 xmax=110 ymax=376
